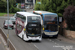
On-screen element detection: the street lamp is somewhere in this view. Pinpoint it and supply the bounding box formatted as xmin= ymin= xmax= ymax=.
xmin=7 ymin=0 xmax=9 ymax=47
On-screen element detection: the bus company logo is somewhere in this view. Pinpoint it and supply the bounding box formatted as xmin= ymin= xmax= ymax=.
xmin=17 ymin=21 xmax=24 ymax=26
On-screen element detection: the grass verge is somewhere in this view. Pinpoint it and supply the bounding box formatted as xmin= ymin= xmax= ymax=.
xmin=0 ymin=13 xmax=15 ymax=16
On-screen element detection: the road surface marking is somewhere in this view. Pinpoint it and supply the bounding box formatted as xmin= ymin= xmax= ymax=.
xmin=47 ymin=39 xmax=52 ymax=41
xmin=33 ymin=44 xmax=39 ymax=50
xmin=31 ymin=42 xmax=39 ymax=50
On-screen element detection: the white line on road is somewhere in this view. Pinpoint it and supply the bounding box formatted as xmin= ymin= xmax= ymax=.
xmin=31 ymin=42 xmax=39 ymax=50
xmin=33 ymin=44 xmax=39 ymax=50
xmin=47 ymin=39 xmax=60 ymax=46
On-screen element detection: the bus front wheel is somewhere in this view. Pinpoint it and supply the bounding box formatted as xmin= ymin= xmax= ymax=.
xmin=54 ymin=34 xmax=58 ymax=38
xmin=22 ymin=35 xmax=24 ymax=40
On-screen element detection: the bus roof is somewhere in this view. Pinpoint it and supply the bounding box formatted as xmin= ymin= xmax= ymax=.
xmin=17 ymin=12 xmax=41 ymax=17
xmin=33 ymin=11 xmax=57 ymax=15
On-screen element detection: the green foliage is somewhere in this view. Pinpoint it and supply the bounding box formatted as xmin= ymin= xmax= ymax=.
xmin=0 ymin=0 xmax=20 ymax=13
xmin=34 ymin=0 xmax=75 ymax=17
xmin=34 ymin=0 xmax=41 ymax=10
xmin=0 ymin=0 xmax=7 ymax=13
xmin=9 ymin=5 xmax=20 ymax=13
xmin=0 ymin=13 xmax=7 ymax=16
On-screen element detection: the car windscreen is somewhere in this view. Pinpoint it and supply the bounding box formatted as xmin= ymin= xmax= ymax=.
xmin=5 ymin=20 xmax=12 ymax=24
xmin=10 ymin=18 xmax=15 ymax=20
xmin=13 ymin=14 xmax=16 ymax=17
xmin=27 ymin=16 xmax=41 ymax=23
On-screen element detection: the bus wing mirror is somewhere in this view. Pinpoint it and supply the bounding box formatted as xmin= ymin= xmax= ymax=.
xmin=59 ymin=17 xmax=62 ymax=23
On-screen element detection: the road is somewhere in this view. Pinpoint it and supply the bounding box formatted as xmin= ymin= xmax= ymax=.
xmin=0 ymin=17 xmax=75 ymax=50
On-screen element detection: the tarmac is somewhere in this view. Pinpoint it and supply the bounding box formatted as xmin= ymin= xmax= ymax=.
xmin=58 ymin=35 xmax=75 ymax=44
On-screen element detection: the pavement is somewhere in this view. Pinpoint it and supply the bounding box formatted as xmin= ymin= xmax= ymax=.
xmin=58 ymin=35 xmax=75 ymax=44
xmin=0 ymin=34 xmax=6 ymax=50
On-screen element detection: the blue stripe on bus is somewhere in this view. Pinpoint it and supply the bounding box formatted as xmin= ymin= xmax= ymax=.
xmin=44 ymin=30 xmax=56 ymax=32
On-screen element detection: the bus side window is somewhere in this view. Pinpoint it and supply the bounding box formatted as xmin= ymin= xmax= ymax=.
xmin=21 ymin=16 xmax=26 ymax=22
xmin=19 ymin=25 xmax=22 ymax=31
xmin=17 ymin=24 xmax=19 ymax=30
xmin=16 ymin=13 xmax=21 ymax=18
xmin=17 ymin=24 xmax=22 ymax=31
xmin=16 ymin=13 xmax=18 ymax=18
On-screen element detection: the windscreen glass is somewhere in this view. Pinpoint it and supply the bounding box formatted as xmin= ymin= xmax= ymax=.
xmin=44 ymin=15 xmax=58 ymax=31
xmin=44 ymin=15 xmax=57 ymax=21
xmin=5 ymin=20 xmax=12 ymax=24
xmin=44 ymin=15 xmax=58 ymax=25
xmin=27 ymin=16 xmax=41 ymax=23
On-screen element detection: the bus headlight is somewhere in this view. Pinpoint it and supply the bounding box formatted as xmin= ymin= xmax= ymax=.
xmin=58 ymin=26 xmax=60 ymax=28
xmin=42 ymin=25 xmax=44 ymax=30
xmin=43 ymin=28 xmax=44 ymax=30
xmin=24 ymin=28 xmax=26 ymax=31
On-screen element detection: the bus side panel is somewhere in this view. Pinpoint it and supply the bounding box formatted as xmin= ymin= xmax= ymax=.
xmin=15 ymin=18 xmax=24 ymax=35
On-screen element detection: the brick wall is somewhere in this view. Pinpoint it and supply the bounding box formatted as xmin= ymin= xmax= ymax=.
xmin=64 ymin=29 xmax=75 ymax=40
xmin=59 ymin=20 xmax=75 ymax=40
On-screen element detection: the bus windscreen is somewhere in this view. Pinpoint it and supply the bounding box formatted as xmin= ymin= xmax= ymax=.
xmin=44 ymin=15 xmax=57 ymax=21
xmin=27 ymin=16 xmax=41 ymax=23
xmin=44 ymin=15 xmax=58 ymax=31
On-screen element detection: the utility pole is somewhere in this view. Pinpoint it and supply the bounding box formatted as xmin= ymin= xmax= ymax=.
xmin=24 ymin=0 xmax=26 ymax=11
xmin=7 ymin=0 xmax=9 ymax=47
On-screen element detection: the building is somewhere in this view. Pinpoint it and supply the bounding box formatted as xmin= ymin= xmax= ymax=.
xmin=16 ymin=0 xmax=36 ymax=9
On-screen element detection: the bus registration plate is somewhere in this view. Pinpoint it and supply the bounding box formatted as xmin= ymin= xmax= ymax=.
xmin=29 ymin=36 xmax=38 ymax=38
xmin=31 ymin=24 xmax=36 ymax=26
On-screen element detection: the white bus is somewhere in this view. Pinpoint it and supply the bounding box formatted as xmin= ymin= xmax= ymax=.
xmin=15 ymin=12 xmax=43 ymax=41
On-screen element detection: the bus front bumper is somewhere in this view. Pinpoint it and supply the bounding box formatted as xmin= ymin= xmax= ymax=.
xmin=28 ymin=36 xmax=42 ymax=41
xmin=42 ymin=31 xmax=58 ymax=37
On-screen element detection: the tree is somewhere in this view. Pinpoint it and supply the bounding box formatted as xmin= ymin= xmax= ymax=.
xmin=69 ymin=0 xmax=75 ymax=5
xmin=34 ymin=0 xmax=41 ymax=10
xmin=9 ymin=0 xmax=20 ymax=13
xmin=34 ymin=0 xmax=74 ymax=17
xmin=63 ymin=5 xmax=75 ymax=30
xmin=0 ymin=0 xmax=20 ymax=13
xmin=56 ymin=0 xmax=68 ymax=16
xmin=0 ymin=0 xmax=7 ymax=12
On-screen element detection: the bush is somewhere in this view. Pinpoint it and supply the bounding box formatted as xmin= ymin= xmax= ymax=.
xmin=0 ymin=0 xmax=7 ymax=13
xmin=9 ymin=6 xmax=20 ymax=13
xmin=63 ymin=5 xmax=75 ymax=31
xmin=58 ymin=13 xmax=63 ymax=17
xmin=14 ymin=8 xmax=20 ymax=12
